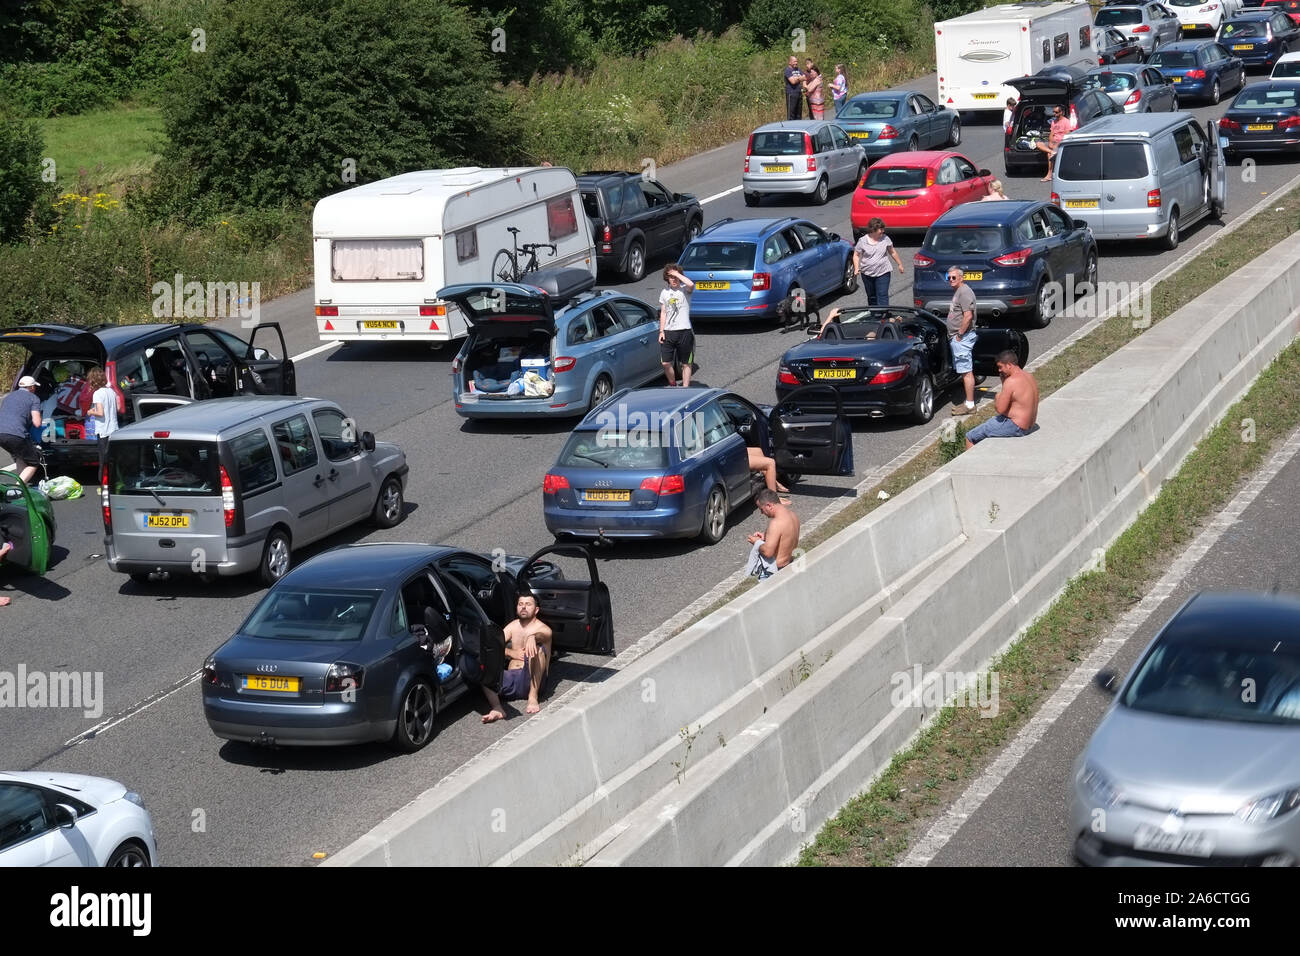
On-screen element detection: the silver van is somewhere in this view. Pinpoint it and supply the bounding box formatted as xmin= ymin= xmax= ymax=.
xmin=1050 ymin=113 xmax=1226 ymax=249
xmin=103 ymin=397 xmax=408 ymax=586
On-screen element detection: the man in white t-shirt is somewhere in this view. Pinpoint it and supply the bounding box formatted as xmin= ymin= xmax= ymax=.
xmin=658 ymin=263 xmax=696 ymax=386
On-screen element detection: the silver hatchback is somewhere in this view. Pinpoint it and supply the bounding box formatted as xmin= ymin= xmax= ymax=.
xmin=742 ymin=121 xmax=867 ymax=207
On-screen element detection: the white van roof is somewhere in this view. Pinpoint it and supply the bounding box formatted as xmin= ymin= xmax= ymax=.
xmin=1062 ymin=112 xmax=1197 ymax=141
xmin=313 ymin=167 xmax=581 ymax=238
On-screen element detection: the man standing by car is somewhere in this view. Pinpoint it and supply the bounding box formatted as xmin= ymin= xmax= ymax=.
xmin=966 ymin=351 xmax=1039 ymax=447
xmin=946 ymin=267 xmax=978 ymax=416
xmin=481 ymin=592 xmax=554 ymax=722
xmin=784 ymin=56 xmax=805 ymax=120
xmin=659 ymin=263 xmax=696 ymax=387
xmin=0 ymin=376 xmax=43 ymax=483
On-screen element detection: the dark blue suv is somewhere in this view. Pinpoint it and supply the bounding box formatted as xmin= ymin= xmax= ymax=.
xmin=1217 ymin=10 xmax=1300 ymax=69
xmin=912 ymin=201 xmax=1098 ymax=329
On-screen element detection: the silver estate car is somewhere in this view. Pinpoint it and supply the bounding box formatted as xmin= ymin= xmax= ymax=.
xmin=1072 ymin=590 xmax=1300 ymax=866
xmin=742 ymin=121 xmax=867 ymax=206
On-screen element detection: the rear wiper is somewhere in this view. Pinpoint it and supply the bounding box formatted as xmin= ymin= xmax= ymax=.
xmin=570 ymin=453 xmax=609 ymax=468
xmin=137 ymin=485 xmax=168 ymax=507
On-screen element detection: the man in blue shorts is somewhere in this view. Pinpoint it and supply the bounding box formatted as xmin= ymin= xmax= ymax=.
xmin=966 ymin=351 xmax=1039 ymax=447
xmin=481 ymin=592 xmax=554 ymax=722
xmin=946 ymin=266 xmax=977 ymax=415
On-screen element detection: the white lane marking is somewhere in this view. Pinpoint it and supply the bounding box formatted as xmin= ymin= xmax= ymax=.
xmin=900 ymin=424 xmax=1300 ymax=866
xmin=700 ymin=185 xmax=743 ymax=205
xmin=291 ymin=341 xmax=342 ymax=363
xmin=62 ymin=670 xmax=202 ymax=749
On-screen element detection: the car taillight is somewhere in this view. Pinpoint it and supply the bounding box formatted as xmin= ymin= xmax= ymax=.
xmin=1069 ymin=105 xmax=1078 ymax=127
xmin=752 ymin=272 xmax=771 ymax=291
xmin=1147 ymin=188 xmax=1161 ymax=208
xmin=105 ymin=359 xmax=126 ymax=415
xmin=869 ymin=364 xmax=909 ymax=385
xmin=543 ymin=474 xmax=570 ymax=494
xmin=1050 ymin=192 xmax=1061 ymax=205
xmin=553 ymin=356 xmax=576 ymax=373
xmin=1186 ymin=68 xmax=1207 ymax=78
xmin=640 ymin=475 xmax=685 ymax=495
xmin=202 ymin=657 xmax=217 ymax=686
xmin=1280 ymin=115 xmax=1300 ymax=128
xmin=1125 ymin=89 xmax=1142 ymax=106
xmin=219 ymin=465 xmax=236 ymax=528
xmin=316 ymin=305 xmax=338 ymax=316
xmin=746 ymin=134 xmax=754 ymax=156
xmin=153 ymin=431 xmax=170 ymax=438
xmin=778 ymin=365 xmax=800 ymax=385
xmin=1267 ymin=27 xmax=1275 ymax=40
xmin=744 ymin=156 xmax=750 ymax=173
xmin=419 ymin=305 xmax=445 ymax=316
xmin=913 ymin=252 xmax=935 ymax=267
xmin=101 ymin=464 xmax=111 ymax=531
xmin=993 ymin=247 xmax=1032 ymax=266
xmin=450 ymin=355 xmax=462 ymax=373
xmin=804 ymin=132 xmax=814 ymax=155
xmin=325 ymin=663 xmax=365 ymax=693
xmin=878 ymin=125 xmax=899 ymax=140
xmin=1219 ymin=117 xmax=1241 ymax=131
xmin=1133 ymin=24 xmax=1151 ymax=31
xmin=926 ymin=169 xmax=937 ymax=187
xmin=603 ymin=225 xmax=611 ymax=241
xmin=807 ymin=155 xmax=817 ymax=172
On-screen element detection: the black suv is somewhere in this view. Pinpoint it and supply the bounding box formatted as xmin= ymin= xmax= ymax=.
xmin=1 ymin=322 xmax=295 ymax=469
xmin=1004 ymin=67 xmax=1124 ymax=175
xmin=578 ymin=171 xmax=704 ymax=281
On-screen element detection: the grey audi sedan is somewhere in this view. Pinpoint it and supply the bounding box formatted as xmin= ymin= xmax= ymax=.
xmin=1071 ymin=590 xmax=1300 ymax=866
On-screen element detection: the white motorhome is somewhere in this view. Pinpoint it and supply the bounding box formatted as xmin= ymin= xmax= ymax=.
xmin=313 ymin=167 xmax=596 ymax=345
xmin=935 ymin=2 xmax=1099 ymax=113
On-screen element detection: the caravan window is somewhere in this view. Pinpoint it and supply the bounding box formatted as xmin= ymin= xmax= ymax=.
xmin=1054 ymin=33 xmax=1070 ymax=58
xmin=547 ymin=196 xmax=579 ymax=241
xmin=331 ymin=239 xmax=424 ymax=281
xmin=1079 ymin=26 xmax=1091 ymax=49
xmin=455 ymin=228 xmax=478 ymax=263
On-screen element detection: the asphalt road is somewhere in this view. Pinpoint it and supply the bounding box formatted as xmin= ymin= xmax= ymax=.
xmin=4 ymin=70 xmax=1300 ymax=866
xmin=923 ymin=429 xmax=1300 ymax=866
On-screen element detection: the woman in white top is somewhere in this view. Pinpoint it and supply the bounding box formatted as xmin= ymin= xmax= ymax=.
xmin=831 ymin=65 xmax=848 ymax=115
xmin=852 ymin=217 xmax=906 ymax=307
xmin=84 ymin=368 xmax=118 ymax=466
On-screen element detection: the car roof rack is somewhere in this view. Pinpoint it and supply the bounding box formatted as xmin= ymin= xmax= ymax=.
xmin=700 ymin=217 xmax=735 ymax=235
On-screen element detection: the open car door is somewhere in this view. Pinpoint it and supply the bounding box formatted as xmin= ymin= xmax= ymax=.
xmin=244 ymin=323 xmax=297 ymax=395
xmin=971 ymin=328 xmax=1030 ymax=378
xmin=1207 ymin=119 xmax=1226 ymax=217
xmin=518 ymin=545 xmax=613 ymax=656
xmin=767 ymin=384 xmax=854 ymax=477
xmin=0 ymin=473 xmax=50 ymax=575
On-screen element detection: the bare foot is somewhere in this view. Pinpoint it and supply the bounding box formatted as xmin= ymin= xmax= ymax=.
xmin=0 ymin=596 xmax=10 ymax=607
xmin=779 ymin=497 xmax=792 ymax=506
xmin=0 ymin=541 xmax=11 ymax=561
xmin=776 ymin=483 xmax=790 ymax=494
xmin=481 ymin=709 xmax=505 ymax=724
xmin=525 ymin=700 xmax=541 ymax=715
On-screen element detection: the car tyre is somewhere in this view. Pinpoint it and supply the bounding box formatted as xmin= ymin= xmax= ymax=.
xmin=1080 ymin=251 xmax=1098 ymax=297
xmin=948 ymin=117 xmax=962 ymax=147
xmin=1030 ymin=279 xmax=1054 ymax=329
xmin=373 ymin=476 xmax=405 ymax=528
xmin=259 ymin=528 xmax=291 ymax=587
xmin=1209 ymin=79 xmax=1220 ymax=105
xmin=744 ymin=192 xmax=760 ymax=207
xmin=698 ymin=486 xmax=727 ymax=544
xmin=840 ymin=257 xmax=857 ymax=294
xmin=911 ymin=373 xmax=936 ymax=424
xmin=390 ymin=678 xmax=437 ymax=753
xmin=1163 ymin=208 xmax=1180 ymax=251
xmin=590 ymin=373 xmax=614 ymax=409
xmin=106 ymin=840 xmax=151 ymax=867
xmin=813 ymin=176 xmax=830 ymax=205
xmin=682 ymin=217 xmax=702 ymax=250
xmin=624 ymin=239 xmax=646 ymax=282
xmin=855 ymin=161 xmax=867 ymax=188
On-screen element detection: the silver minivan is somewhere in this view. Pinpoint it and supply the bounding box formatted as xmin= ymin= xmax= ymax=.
xmin=742 ymin=121 xmax=867 ymax=206
xmin=103 ymin=397 xmax=408 ymax=586
xmin=1050 ymin=112 xmax=1226 ymax=249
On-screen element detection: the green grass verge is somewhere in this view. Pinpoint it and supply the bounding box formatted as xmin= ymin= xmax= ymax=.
xmin=37 ymin=103 xmax=164 ymax=191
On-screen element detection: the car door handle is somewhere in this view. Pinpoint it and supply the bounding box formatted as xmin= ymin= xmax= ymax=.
xmin=313 ymin=474 xmax=326 ymax=488
xmin=639 ymin=336 xmax=649 ymax=344
xmin=606 ymin=348 xmax=617 ymax=357
xmin=328 ymin=468 xmax=340 ymax=482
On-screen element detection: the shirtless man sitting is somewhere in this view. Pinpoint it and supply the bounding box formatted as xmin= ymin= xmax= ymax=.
xmin=965 ymin=351 xmax=1039 ymax=448
xmin=745 ymin=489 xmax=800 ymax=580
xmin=481 ymin=592 xmax=553 ymax=722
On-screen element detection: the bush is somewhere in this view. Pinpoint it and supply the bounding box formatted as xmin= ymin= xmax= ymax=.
xmin=744 ymin=0 xmax=830 ymax=48
xmin=928 ymin=0 xmax=988 ymax=24
xmin=147 ymin=0 xmax=518 ymax=218
xmin=0 ymin=116 xmax=48 ymax=242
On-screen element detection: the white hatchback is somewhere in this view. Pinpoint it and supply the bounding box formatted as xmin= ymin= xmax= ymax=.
xmin=0 ymin=771 xmax=158 ymax=866
xmin=1166 ymin=0 xmax=1243 ymax=34
xmin=1272 ymin=49 xmax=1300 ymax=76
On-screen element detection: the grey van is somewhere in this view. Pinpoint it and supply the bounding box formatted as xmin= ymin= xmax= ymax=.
xmin=103 ymin=397 xmax=408 ymax=586
xmin=1050 ymin=112 xmax=1226 ymax=249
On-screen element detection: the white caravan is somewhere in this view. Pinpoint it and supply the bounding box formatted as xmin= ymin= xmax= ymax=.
xmin=313 ymin=167 xmax=596 ymax=345
xmin=935 ymin=2 xmax=1099 ymax=113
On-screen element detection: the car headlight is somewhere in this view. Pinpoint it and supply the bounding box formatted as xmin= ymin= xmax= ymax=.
xmin=1235 ymin=788 xmax=1300 ymax=824
xmin=1080 ymin=763 xmax=1124 ymax=808
xmin=123 ymin=790 xmax=146 ymax=809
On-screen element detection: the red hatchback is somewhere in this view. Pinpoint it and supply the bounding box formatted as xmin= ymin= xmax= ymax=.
xmin=850 ymin=151 xmax=995 ymax=239
xmin=1262 ymin=0 xmax=1300 ymax=27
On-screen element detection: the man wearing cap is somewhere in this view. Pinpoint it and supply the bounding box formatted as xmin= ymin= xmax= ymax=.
xmin=0 ymin=377 xmax=43 ymax=483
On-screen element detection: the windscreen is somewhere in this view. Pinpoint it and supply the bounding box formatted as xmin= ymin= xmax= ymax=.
xmin=1056 ymin=142 xmax=1150 ymax=180
xmin=1220 ymin=20 xmax=1265 ymax=37
xmin=680 ymin=241 xmax=756 ymax=271
xmin=865 ymin=166 xmax=928 ymax=190
xmin=557 ymin=429 xmax=670 ymax=469
xmin=1096 ymin=8 xmax=1143 ymax=26
xmin=1149 ymin=50 xmax=1198 ymax=68
xmin=1274 ymin=60 xmax=1300 ymax=76
xmin=924 ymin=227 xmax=1006 ymax=256
xmin=240 ymin=589 xmax=381 ymax=642
xmin=750 ymin=131 xmax=808 ymax=155
xmin=837 ymin=99 xmax=899 ymax=119
xmin=108 ymin=440 xmax=219 ymax=495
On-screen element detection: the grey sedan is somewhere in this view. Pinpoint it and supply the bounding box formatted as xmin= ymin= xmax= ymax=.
xmin=1071 ymin=590 xmax=1300 ymax=866
xmin=1085 ymin=66 xmax=1180 ymax=112
xmin=832 ymin=91 xmax=962 ymax=161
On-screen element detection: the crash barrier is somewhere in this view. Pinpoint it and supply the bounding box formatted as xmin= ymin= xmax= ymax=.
xmin=330 ymin=233 xmax=1300 ymax=866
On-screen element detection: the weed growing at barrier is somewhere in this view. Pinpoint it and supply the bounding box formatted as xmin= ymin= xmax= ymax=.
xmin=672 ymin=724 xmax=702 ymax=785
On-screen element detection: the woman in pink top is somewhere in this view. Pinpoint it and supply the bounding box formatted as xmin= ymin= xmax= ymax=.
xmin=831 ymin=64 xmax=848 ymax=115
xmin=804 ymin=65 xmax=825 ymax=120
xmin=1035 ymin=104 xmax=1074 ymax=182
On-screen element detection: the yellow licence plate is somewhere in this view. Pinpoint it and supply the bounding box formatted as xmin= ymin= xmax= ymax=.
xmin=146 ymin=514 xmax=190 ymax=529
xmin=363 ymin=320 xmax=399 ymax=329
xmin=849 ymin=131 xmax=870 ymax=139
xmin=1247 ymin=124 xmax=1274 ymax=131
xmin=764 ymin=164 xmax=793 ymax=173
xmin=583 ymin=490 xmax=632 ymax=502
xmin=1233 ymin=43 xmax=1253 ymax=50
xmin=964 ymin=271 xmax=983 ymax=281
xmin=1065 ymin=199 xmax=1099 ymax=209
xmin=243 ymin=675 xmax=300 ymax=693
xmin=696 ymin=280 xmax=730 ymax=290
xmin=813 ymin=368 xmax=856 ymax=379
xmin=1172 ymin=75 xmax=1182 ymax=82
xmin=972 ymin=93 xmax=998 ymax=100
xmin=877 ymin=199 xmax=908 ymax=206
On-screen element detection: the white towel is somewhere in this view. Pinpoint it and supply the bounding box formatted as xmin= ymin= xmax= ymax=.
xmin=747 ymin=540 xmax=778 ymax=580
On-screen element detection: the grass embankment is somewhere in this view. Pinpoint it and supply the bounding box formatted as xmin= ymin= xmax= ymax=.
xmin=37 ymin=104 xmax=164 ymax=191
xmin=796 ymin=195 xmax=1300 ymax=865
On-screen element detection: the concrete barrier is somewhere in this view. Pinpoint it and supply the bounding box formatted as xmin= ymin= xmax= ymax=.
xmin=330 ymin=234 xmax=1300 ymax=867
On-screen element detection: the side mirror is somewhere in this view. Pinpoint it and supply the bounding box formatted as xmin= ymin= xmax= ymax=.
xmin=827 ymin=232 xmax=841 ymax=242
xmin=1073 ymin=219 xmax=1089 ymax=229
xmin=1093 ymin=670 xmax=1120 ymax=695
xmin=361 ymin=431 xmax=376 ymax=452
xmin=54 ymin=804 xmax=78 ymax=828
xmin=252 ymin=347 xmax=271 ymax=361
xmin=979 ymin=168 xmax=992 ymax=177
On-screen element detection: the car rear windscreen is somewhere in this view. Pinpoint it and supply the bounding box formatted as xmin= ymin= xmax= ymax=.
xmin=924 ymin=227 xmax=1006 ymax=256
xmin=557 ymin=429 xmax=670 ymax=469
xmin=865 ymin=166 xmax=929 ymax=190
xmin=1149 ymin=50 xmax=1198 ymax=69
xmin=240 ymin=588 xmax=382 ymax=642
xmin=837 ymin=99 xmax=899 ymax=119
xmin=1220 ymin=20 xmax=1265 ymax=37
xmin=681 ymin=241 xmax=756 ymax=271
xmin=108 ymin=440 xmax=219 ymax=496
xmin=1275 ymin=60 xmax=1300 ymax=77
xmin=750 ymin=131 xmax=808 ymax=155
xmin=1055 ymin=141 xmax=1150 ymax=180
xmin=1234 ymin=86 xmax=1300 ymax=107
xmin=1095 ymin=8 xmax=1143 ymax=25
xmin=1090 ymin=71 xmax=1137 ymax=91
xmin=1168 ymin=0 xmax=1202 ymax=6
xmin=580 ymin=190 xmax=602 ymax=220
